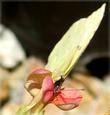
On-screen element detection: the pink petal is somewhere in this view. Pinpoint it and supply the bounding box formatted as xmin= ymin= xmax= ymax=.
xmin=25 ymin=68 xmax=52 ymax=96
xmin=32 ymin=68 xmax=51 ymax=74
xmin=52 ymin=88 xmax=82 ymax=110
xmin=28 ymin=68 xmax=52 ymax=82
xmin=42 ymin=76 xmax=54 ymax=103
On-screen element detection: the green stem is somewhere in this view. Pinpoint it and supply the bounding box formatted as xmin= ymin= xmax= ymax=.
xmin=31 ymin=102 xmax=45 ymax=115
xmin=16 ymin=90 xmax=45 ymax=115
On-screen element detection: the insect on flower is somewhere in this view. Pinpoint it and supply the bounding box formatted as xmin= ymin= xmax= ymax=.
xmin=16 ymin=4 xmax=106 ymax=115
xmin=25 ymin=68 xmax=82 ymax=111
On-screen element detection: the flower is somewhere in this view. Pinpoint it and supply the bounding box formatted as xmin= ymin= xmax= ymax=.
xmin=25 ymin=68 xmax=82 ymax=111
xmin=25 ymin=68 xmax=52 ymax=97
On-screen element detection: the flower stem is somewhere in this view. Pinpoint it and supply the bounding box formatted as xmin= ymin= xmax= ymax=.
xmin=31 ymin=102 xmax=45 ymax=115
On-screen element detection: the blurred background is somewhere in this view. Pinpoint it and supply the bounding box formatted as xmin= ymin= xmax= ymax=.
xmin=0 ymin=1 xmax=109 ymax=115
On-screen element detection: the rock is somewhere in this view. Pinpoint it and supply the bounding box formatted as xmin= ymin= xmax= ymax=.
xmin=0 ymin=24 xmax=25 ymax=68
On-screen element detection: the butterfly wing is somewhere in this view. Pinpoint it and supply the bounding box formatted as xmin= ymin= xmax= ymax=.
xmin=46 ymin=4 xmax=106 ymax=81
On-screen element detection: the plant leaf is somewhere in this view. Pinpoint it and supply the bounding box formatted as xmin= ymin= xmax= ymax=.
xmin=46 ymin=4 xmax=106 ymax=81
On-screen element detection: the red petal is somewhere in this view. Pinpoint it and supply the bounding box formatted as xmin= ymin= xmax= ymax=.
xmin=42 ymin=76 xmax=54 ymax=103
xmin=52 ymin=88 xmax=82 ymax=110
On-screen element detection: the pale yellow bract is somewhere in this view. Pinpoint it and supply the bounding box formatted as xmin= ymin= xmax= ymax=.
xmin=46 ymin=4 xmax=106 ymax=81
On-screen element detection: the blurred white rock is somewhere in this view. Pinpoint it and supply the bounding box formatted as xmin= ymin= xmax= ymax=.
xmin=0 ymin=24 xmax=25 ymax=68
